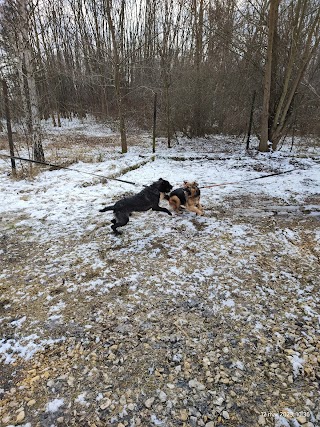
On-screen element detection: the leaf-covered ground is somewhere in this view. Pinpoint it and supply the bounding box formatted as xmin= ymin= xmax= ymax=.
xmin=0 ymin=121 xmax=319 ymax=427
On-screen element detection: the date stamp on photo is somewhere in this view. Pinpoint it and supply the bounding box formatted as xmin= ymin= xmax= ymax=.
xmin=261 ymin=411 xmax=311 ymax=419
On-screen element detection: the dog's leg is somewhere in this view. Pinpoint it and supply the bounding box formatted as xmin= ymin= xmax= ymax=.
xmin=194 ymin=197 xmax=204 ymax=213
xmin=169 ymin=201 xmax=180 ymax=212
xmin=99 ymin=205 xmax=115 ymax=212
xmin=152 ymin=206 xmax=172 ymax=215
xmin=111 ymin=212 xmax=130 ymax=234
xmin=169 ymin=195 xmax=181 ymax=212
xmin=187 ymin=205 xmax=204 ymax=216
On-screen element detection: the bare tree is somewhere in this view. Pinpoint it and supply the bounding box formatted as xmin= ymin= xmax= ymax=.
xmin=105 ymin=0 xmax=127 ymax=154
xmin=260 ymin=0 xmax=320 ymax=151
xmin=270 ymin=0 xmax=320 ymax=149
xmin=259 ymin=0 xmax=280 ymax=152
xmin=157 ymin=0 xmax=184 ymax=147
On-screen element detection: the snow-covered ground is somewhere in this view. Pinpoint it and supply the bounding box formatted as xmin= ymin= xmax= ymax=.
xmin=0 ymin=120 xmax=319 ymax=427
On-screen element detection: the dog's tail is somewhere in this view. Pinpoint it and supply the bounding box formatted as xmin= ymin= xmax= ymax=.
xmin=99 ymin=205 xmax=114 ymax=212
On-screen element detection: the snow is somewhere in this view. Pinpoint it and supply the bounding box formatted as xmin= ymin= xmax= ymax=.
xmin=96 ymin=393 xmax=103 ymax=401
xmin=42 ymin=116 xmax=115 ymax=137
xmin=45 ymin=398 xmax=65 ymax=413
xmin=10 ymin=316 xmax=26 ymax=328
xmin=75 ymin=392 xmax=90 ymax=406
xmin=0 ymin=335 xmax=65 ymax=364
xmin=233 ymin=360 xmax=245 ymax=370
xmin=289 ymin=353 xmax=305 ymax=378
xmin=222 ymin=298 xmax=235 ymax=308
xmin=150 ymin=414 xmax=165 ymax=426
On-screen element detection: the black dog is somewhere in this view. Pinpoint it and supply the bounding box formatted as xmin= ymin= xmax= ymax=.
xmin=99 ymin=178 xmax=173 ymax=234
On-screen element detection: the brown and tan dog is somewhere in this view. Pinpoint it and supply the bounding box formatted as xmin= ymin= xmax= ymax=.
xmin=166 ymin=181 xmax=204 ymax=215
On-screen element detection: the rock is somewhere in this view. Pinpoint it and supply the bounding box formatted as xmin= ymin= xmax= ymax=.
xmin=42 ymin=371 xmax=50 ymax=379
xmin=190 ymin=416 xmax=198 ymax=427
xmin=203 ymin=357 xmax=211 ymax=366
xmin=144 ymin=397 xmax=155 ymax=409
xmin=180 ymin=409 xmax=188 ymax=421
xmin=108 ymin=352 xmax=116 ymax=361
xmin=27 ymin=399 xmax=36 ymax=407
xmin=67 ymin=376 xmax=75 ymax=386
xmin=159 ymin=391 xmax=167 ymax=402
xmin=285 ymin=349 xmax=295 ymax=355
xmin=110 ymin=344 xmax=118 ymax=351
xmin=296 ymin=416 xmax=307 ymax=424
xmin=258 ymin=415 xmax=266 ymax=425
xmin=222 ymin=411 xmax=230 ymax=420
xmin=172 ymin=353 xmax=183 ymax=362
xmin=188 ymin=379 xmax=205 ymax=390
xmin=16 ymin=411 xmax=25 ymax=424
xmin=119 ymin=395 xmax=126 ymax=405
xmin=305 ymin=398 xmax=314 ymax=408
xmin=1 ymin=416 xmax=11 ymax=425
xmin=100 ymin=398 xmax=111 ymax=410
xmin=167 ymin=383 xmax=175 ymax=389
xmin=205 ymin=422 xmax=215 ymax=427
xmin=30 ymin=375 xmax=40 ymax=384
xmin=212 ymin=396 xmax=224 ymax=406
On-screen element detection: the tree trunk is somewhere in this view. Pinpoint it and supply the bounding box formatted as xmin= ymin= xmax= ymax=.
xmin=165 ymin=78 xmax=171 ymax=149
xmin=105 ymin=0 xmax=127 ymax=154
xmin=259 ymin=0 xmax=280 ymax=152
xmin=246 ymin=90 xmax=256 ymax=150
xmin=19 ymin=0 xmax=45 ymax=162
xmin=152 ymin=92 xmax=157 ymax=154
xmin=193 ymin=0 xmax=204 ymax=136
xmin=270 ymin=4 xmax=320 ymax=150
xmin=2 ymin=80 xmax=16 ymax=176
xmin=24 ymin=45 xmax=45 ymax=162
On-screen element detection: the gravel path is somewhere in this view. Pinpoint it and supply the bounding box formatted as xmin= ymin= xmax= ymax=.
xmin=1 ymin=191 xmax=319 ymax=427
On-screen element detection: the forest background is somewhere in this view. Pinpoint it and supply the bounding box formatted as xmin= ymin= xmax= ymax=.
xmin=0 ymin=0 xmax=319 ymax=159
